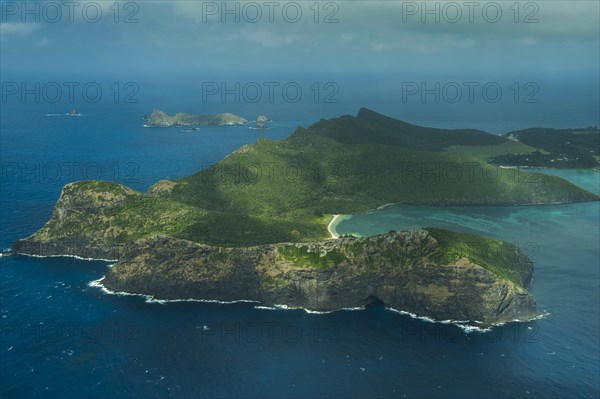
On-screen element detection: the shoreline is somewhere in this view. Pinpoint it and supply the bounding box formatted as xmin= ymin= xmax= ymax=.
xmin=327 ymin=214 xmax=351 ymax=239
xmin=88 ymin=277 xmax=260 ymax=305
xmin=88 ymin=275 xmax=546 ymax=333
xmin=6 ymin=250 xmax=117 ymax=263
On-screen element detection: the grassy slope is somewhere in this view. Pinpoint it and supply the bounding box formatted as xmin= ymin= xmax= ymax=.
xmin=506 ymin=127 xmax=599 ymax=154
xmin=490 ymin=128 xmax=600 ymax=168
xmin=446 ymin=141 xmax=544 ymax=160
xmin=32 ymin=181 xmax=328 ymax=247
xmin=276 ymin=228 xmax=532 ymax=288
xmin=27 ymin=109 xmax=599 ymax=248
xmin=426 ymin=228 xmax=531 ymax=286
xmin=167 ymin=109 xmax=597 ymax=216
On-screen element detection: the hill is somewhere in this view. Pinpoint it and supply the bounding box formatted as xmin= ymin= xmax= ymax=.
xmin=165 ymin=109 xmax=597 ymax=218
xmin=489 ymin=127 xmax=600 ymax=168
xmin=14 ymin=108 xmax=599 ymax=252
xmin=13 ymin=108 xmax=597 ymax=323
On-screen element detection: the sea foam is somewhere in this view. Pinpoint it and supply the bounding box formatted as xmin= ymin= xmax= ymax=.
xmin=16 ymin=252 xmax=117 ymax=262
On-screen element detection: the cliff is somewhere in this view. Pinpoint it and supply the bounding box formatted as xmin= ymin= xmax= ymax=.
xmin=13 ymin=108 xmax=598 ymax=325
xmin=102 ymin=229 xmax=538 ymax=325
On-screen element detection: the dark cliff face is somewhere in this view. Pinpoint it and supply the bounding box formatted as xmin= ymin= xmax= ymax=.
xmin=102 ymin=230 xmax=538 ymax=325
xmin=11 ymin=181 xmax=138 ymax=260
xmin=12 ymin=236 xmax=121 ymax=260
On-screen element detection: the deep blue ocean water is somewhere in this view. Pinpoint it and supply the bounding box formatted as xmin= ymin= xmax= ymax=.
xmin=1 ymin=98 xmax=599 ymax=398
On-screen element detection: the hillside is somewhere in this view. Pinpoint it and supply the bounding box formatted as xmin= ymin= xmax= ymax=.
xmin=489 ymin=127 xmax=600 ymax=168
xmin=12 ymin=108 xmax=597 ymax=323
xmin=164 ymin=109 xmax=597 ymax=218
xmin=14 ymin=109 xmax=599 ymax=252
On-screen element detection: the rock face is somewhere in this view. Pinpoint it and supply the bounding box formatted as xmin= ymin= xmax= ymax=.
xmin=146 ymin=109 xmax=248 ymax=127
xmin=12 ymin=237 xmax=120 ymax=260
xmin=11 ymin=182 xmax=539 ymax=325
xmin=11 ymin=181 xmax=141 ymax=260
xmin=102 ymin=230 xmax=538 ymax=325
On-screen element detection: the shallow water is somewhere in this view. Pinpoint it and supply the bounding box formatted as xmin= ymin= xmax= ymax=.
xmin=337 ymin=169 xmax=600 ymax=397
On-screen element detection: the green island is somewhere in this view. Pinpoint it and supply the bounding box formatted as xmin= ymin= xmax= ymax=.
xmin=13 ymin=108 xmax=599 ymax=325
xmin=146 ymin=109 xmax=249 ymax=127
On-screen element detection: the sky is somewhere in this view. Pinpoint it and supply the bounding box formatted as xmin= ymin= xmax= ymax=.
xmin=1 ymin=1 xmax=599 ymax=130
xmin=1 ymin=0 xmax=598 ymax=78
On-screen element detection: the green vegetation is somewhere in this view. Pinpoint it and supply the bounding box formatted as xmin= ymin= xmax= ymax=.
xmin=275 ymin=228 xmax=533 ymax=287
xmin=278 ymin=245 xmax=348 ymax=269
xmin=24 ymin=109 xmax=599 ymax=249
xmin=313 ymin=108 xmax=506 ymax=149
xmin=147 ymin=109 xmax=248 ymax=127
xmin=446 ymin=141 xmax=543 ymax=160
xmin=34 ymin=181 xmax=327 ymax=247
xmin=166 ymin=108 xmax=597 ymax=216
xmin=489 ymin=127 xmax=600 ymax=168
xmin=426 ymin=228 xmax=530 ymax=287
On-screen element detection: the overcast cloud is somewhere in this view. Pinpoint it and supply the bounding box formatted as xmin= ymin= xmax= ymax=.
xmin=0 ymin=1 xmax=598 ymax=78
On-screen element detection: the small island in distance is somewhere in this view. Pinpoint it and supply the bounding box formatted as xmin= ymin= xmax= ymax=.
xmin=144 ymin=109 xmax=273 ymax=129
xmin=12 ymin=108 xmax=599 ymax=327
xmin=145 ymin=109 xmax=248 ymax=127
xmin=67 ymin=109 xmax=83 ymax=117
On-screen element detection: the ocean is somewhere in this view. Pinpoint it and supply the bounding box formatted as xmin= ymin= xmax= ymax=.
xmin=1 ymin=96 xmax=599 ymax=398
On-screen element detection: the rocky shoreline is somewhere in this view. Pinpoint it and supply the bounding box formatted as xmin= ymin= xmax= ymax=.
xmin=10 ymin=230 xmax=540 ymax=326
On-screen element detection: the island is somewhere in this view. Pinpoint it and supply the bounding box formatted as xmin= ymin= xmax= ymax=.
xmin=145 ymin=109 xmax=248 ymax=127
xmin=251 ymin=115 xmax=271 ymax=130
xmin=13 ymin=108 xmax=600 ymax=326
xmin=489 ymin=127 xmax=600 ymax=169
xmin=67 ymin=109 xmax=82 ymax=116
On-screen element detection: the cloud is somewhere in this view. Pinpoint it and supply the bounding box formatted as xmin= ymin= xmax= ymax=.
xmin=127 ymin=0 xmax=597 ymax=70
xmin=35 ymin=37 xmax=52 ymax=47
xmin=239 ymin=26 xmax=307 ymax=47
xmin=0 ymin=23 xmax=40 ymax=39
xmin=0 ymin=1 xmax=597 ymax=76
xmin=166 ymin=1 xmax=599 ymax=45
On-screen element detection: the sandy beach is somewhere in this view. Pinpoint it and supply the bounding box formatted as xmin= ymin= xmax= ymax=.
xmin=327 ymin=214 xmax=349 ymax=239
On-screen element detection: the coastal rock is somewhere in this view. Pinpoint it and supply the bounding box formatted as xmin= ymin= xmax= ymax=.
xmin=256 ymin=115 xmax=270 ymax=123
xmin=146 ymin=109 xmax=248 ymax=127
xmin=102 ymin=229 xmax=538 ymax=325
xmin=12 ymin=236 xmax=119 ymax=260
xmin=12 ymin=181 xmax=140 ymax=259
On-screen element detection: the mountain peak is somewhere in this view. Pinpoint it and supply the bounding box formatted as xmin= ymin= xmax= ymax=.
xmin=356 ymin=107 xmax=414 ymax=127
xmin=356 ymin=107 xmax=383 ymax=119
